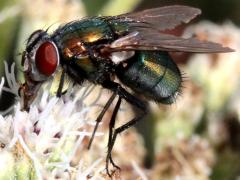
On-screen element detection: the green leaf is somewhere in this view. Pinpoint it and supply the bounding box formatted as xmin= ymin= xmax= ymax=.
xmin=100 ymin=0 xmax=142 ymax=16
xmin=82 ymin=0 xmax=110 ymax=16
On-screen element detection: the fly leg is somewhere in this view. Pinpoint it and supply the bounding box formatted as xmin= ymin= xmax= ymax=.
xmin=87 ymin=92 xmax=117 ymax=149
xmin=106 ymin=97 xmax=122 ymax=176
xmin=103 ymin=81 xmax=147 ymax=177
xmin=56 ymin=68 xmax=65 ymax=97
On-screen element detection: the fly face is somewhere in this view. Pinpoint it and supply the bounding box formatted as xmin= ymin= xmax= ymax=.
xmin=20 ymin=30 xmax=60 ymax=110
xmin=23 ymin=30 xmax=59 ymax=81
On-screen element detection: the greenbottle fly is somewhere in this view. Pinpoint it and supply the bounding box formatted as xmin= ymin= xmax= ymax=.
xmin=20 ymin=5 xmax=233 ymax=176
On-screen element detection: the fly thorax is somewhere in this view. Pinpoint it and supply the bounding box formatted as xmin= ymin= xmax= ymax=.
xmin=62 ymin=37 xmax=88 ymax=59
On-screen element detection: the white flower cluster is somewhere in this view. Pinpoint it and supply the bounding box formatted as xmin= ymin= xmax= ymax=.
xmin=0 ymin=63 xmax=105 ymax=179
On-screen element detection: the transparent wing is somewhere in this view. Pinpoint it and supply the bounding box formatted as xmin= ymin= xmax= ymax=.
xmin=112 ymin=5 xmax=201 ymax=31
xmin=107 ymin=30 xmax=233 ymax=53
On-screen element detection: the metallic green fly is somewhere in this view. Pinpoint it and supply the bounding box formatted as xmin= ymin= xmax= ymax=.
xmin=20 ymin=5 xmax=233 ymax=176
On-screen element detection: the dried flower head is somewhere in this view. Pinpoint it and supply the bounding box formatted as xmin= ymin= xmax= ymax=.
xmin=151 ymin=136 xmax=215 ymax=180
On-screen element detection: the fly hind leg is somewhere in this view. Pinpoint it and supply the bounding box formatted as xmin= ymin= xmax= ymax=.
xmin=103 ymin=81 xmax=147 ymax=177
xmin=106 ymin=97 xmax=122 ymax=176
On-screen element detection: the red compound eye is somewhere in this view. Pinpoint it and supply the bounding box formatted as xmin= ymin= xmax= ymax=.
xmin=35 ymin=41 xmax=59 ymax=76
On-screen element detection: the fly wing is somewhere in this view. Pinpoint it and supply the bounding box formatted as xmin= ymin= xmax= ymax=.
xmin=104 ymin=6 xmax=233 ymax=53
xmin=108 ymin=30 xmax=233 ymax=53
xmin=113 ymin=5 xmax=201 ymax=31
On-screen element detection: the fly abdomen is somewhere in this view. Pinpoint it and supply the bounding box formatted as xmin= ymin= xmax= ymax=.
xmin=117 ymin=51 xmax=182 ymax=104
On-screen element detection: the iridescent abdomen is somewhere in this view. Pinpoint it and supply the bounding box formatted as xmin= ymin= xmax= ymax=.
xmin=116 ymin=51 xmax=182 ymax=104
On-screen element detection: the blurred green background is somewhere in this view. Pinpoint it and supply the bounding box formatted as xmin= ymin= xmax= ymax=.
xmin=0 ymin=0 xmax=240 ymax=179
